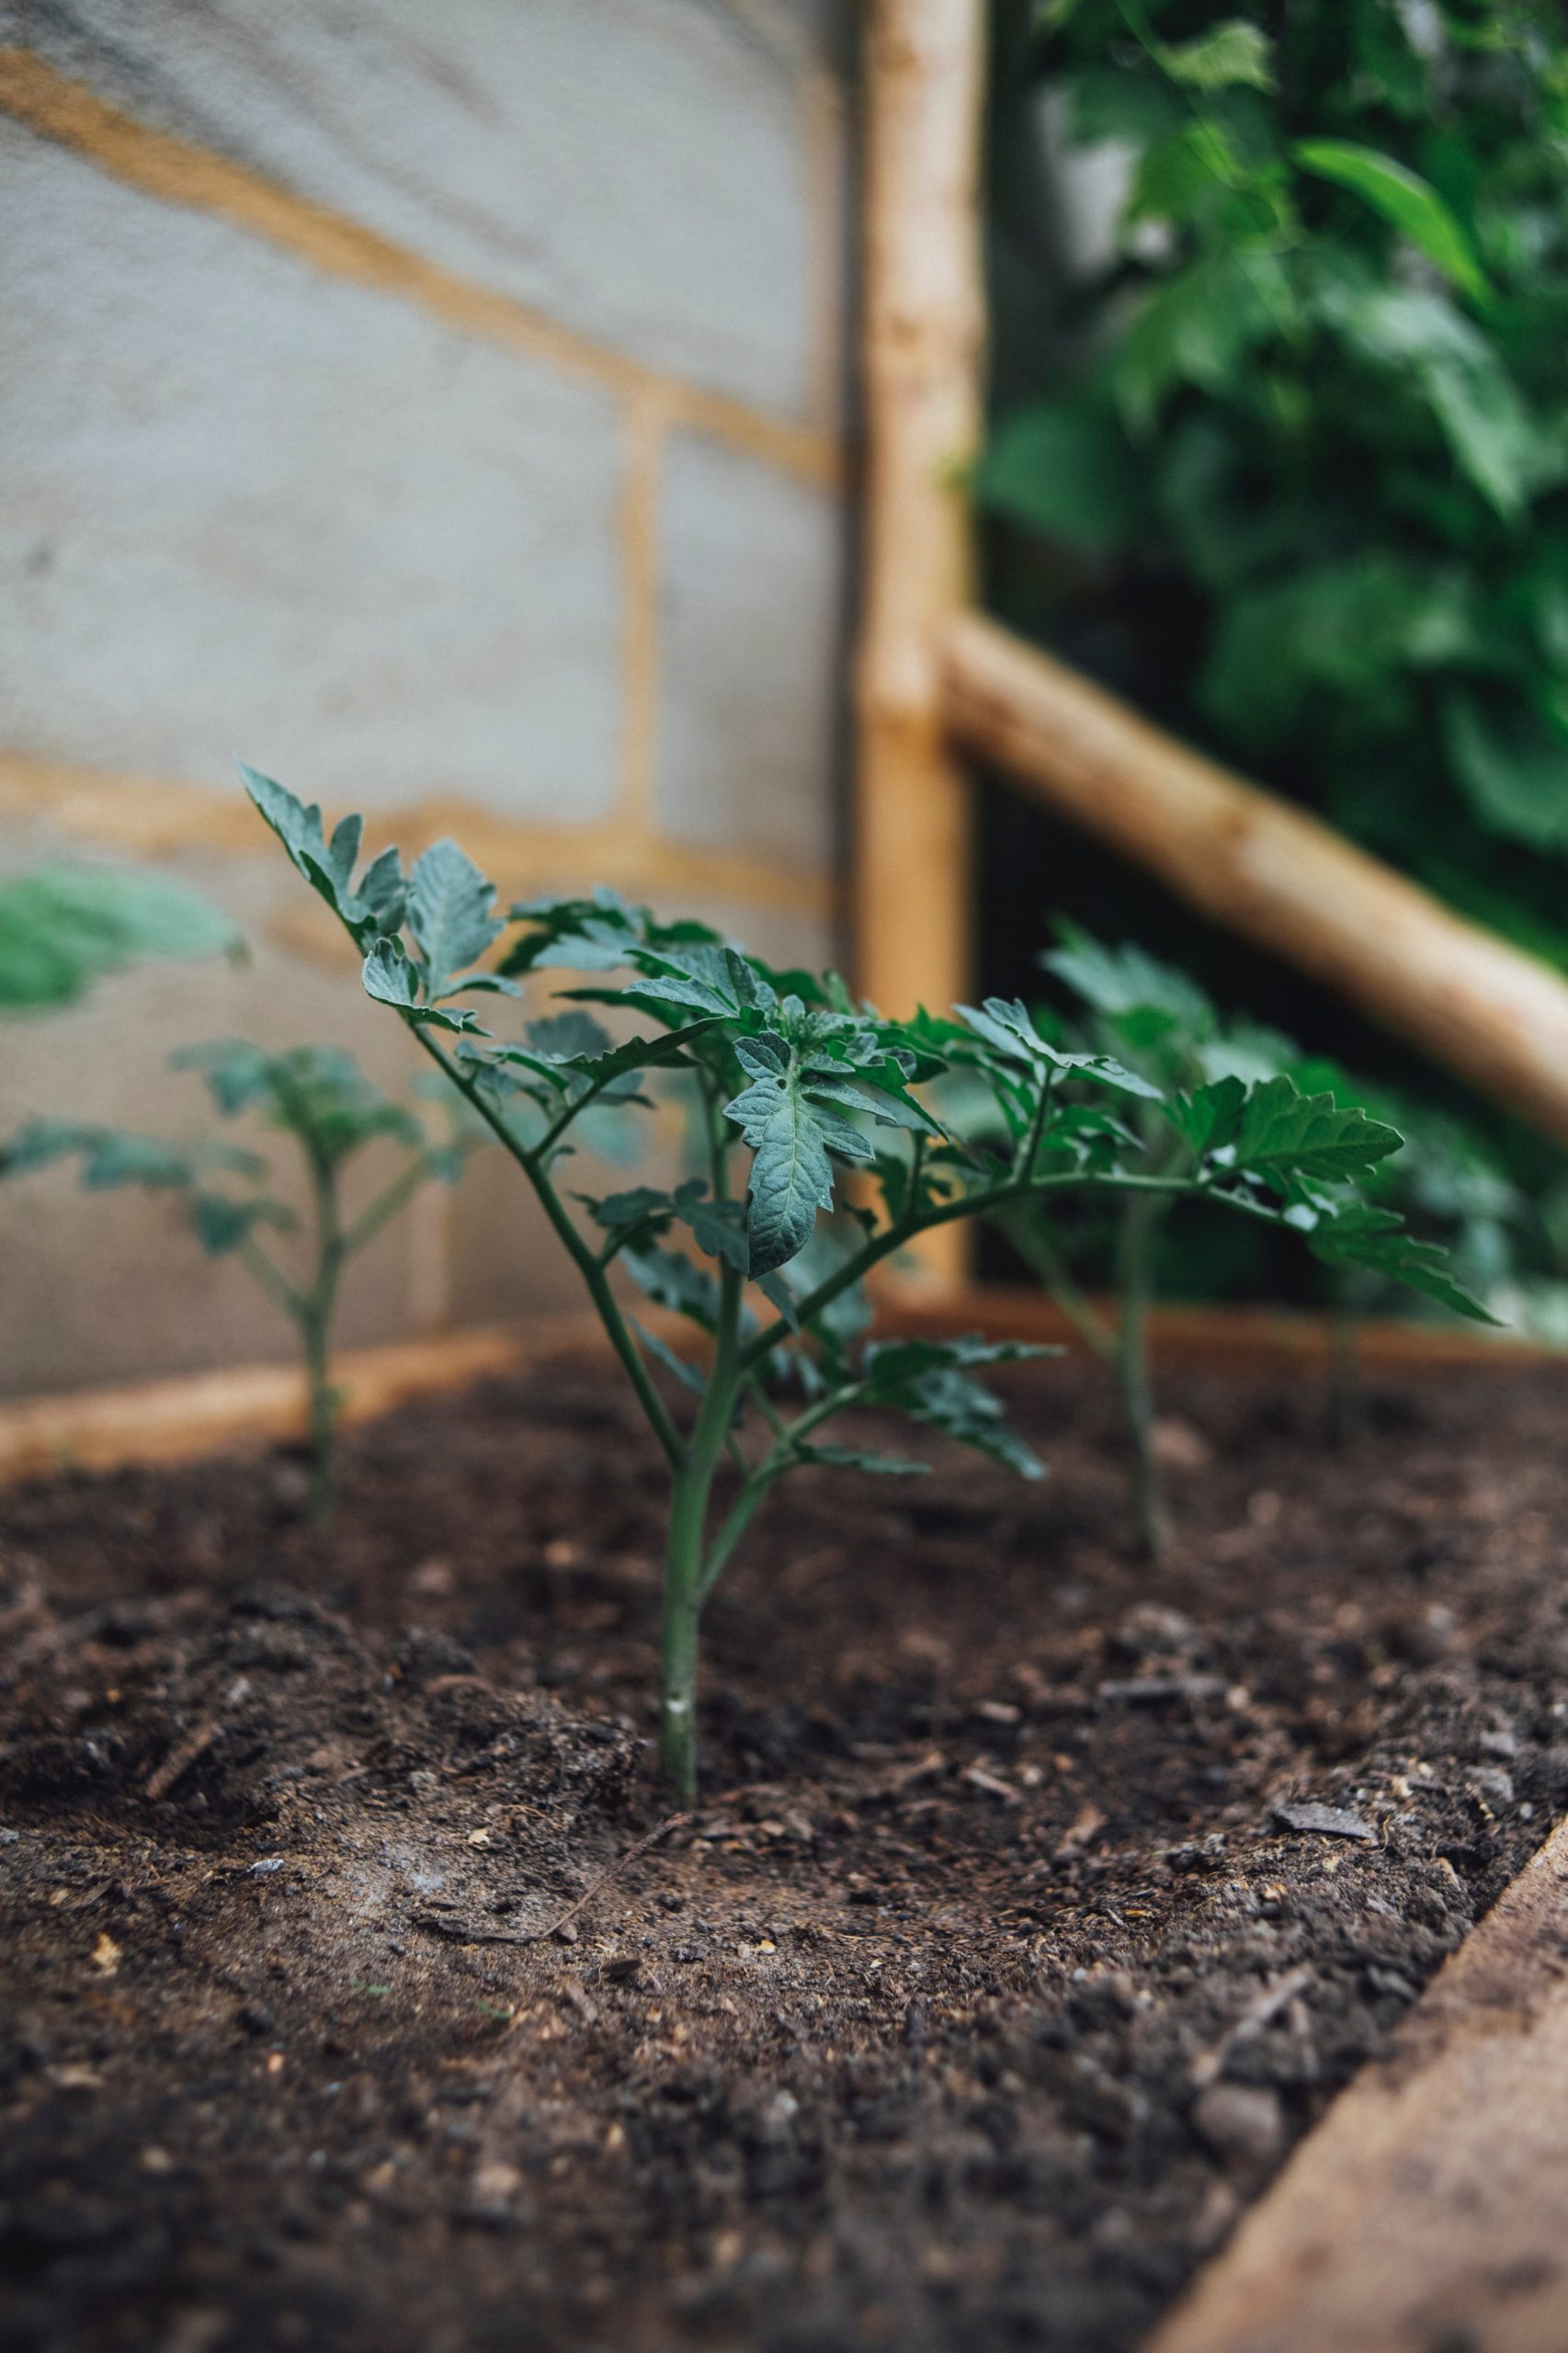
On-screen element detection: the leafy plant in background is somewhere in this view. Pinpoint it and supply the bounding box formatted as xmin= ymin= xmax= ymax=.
xmin=240 ymin=767 xmax=1490 ymax=1797
xmin=981 ymin=0 xmax=1568 ymax=969
xmin=1002 ymin=923 xmax=1518 ymax=1549
xmin=6 ymin=1043 xmax=483 ymax=1523
xmin=0 ymin=862 xmax=239 ymax=1011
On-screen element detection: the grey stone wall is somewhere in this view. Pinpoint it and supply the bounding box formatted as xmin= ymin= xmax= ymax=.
xmin=0 ymin=0 xmax=855 ymax=1395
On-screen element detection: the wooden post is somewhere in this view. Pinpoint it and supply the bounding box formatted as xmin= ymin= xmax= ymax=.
xmin=941 ymin=609 xmax=1568 ymax=1144
xmin=857 ymin=0 xmax=987 ymax=1276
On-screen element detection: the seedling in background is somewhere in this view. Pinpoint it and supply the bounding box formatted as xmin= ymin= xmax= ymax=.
xmin=1003 ymin=926 xmax=1509 ymax=1550
xmin=241 ymin=767 xmax=1491 ymax=1800
xmin=6 ymin=1042 xmax=483 ymax=1522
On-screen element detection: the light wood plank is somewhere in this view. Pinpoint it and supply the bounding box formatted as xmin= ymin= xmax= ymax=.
xmin=1150 ymin=1813 xmax=1568 ymax=2353
xmin=875 ymin=1279 xmax=1559 ymax=1376
xmin=941 ymin=611 xmax=1568 ymax=1145
xmin=856 ymin=0 xmax=987 ymax=1276
xmin=0 ymin=1319 xmax=596 ymax=1488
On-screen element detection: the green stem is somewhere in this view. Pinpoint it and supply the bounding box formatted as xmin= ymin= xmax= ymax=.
xmin=995 ymin=1205 xmax=1117 ymax=1362
xmin=738 ymin=1167 xmax=1224 ymax=1380
xmin=698 ymin=1380 xmax=864 ymax=1605
xmin=238 ymin=1235 xmax=305 ymax=1322
xmin=659 ymin=1461 xmax=708 ymax=1806
xmin=301 ymin=1154 xmax=347 ymax=1528
xmin=658 ymin=1256 xmax=743 ymax=1797
xmin=301 ymin=1302 xmax=338 ymax=1525
xmin=341 ymin=1156 xmax=431 ymax=1256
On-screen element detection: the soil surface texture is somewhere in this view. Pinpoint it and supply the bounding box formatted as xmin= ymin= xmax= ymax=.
xmin=2 ymin=1354 xmax=1566 ymax=2353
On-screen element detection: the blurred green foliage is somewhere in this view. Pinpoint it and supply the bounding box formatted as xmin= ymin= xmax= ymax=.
xmin=0 ymin=864 xmax=240 ymax=1011
xmin=980 ymin=0 xmax=1568 ymax=966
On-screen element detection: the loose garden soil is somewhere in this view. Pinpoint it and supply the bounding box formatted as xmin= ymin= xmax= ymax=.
xmin=2 ymin=1352 xmax=1566 ymax=2353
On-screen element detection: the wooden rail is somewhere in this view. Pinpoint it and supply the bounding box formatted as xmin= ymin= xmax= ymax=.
xmin=0 ymin=1320 xmax=586 ymax=1488
xmin=855 ymin=0 xmax=987 ymax=1277
xmin=940 ymin=610 xmax=1568 ymax=1147
xmin=877 ymin=1279 xmax=1561 ymax=1376
xmin=0 ymin=1296 xmax=1551 ymax=1494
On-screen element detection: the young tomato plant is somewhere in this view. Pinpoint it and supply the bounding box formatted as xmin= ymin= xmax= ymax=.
xmin=241 ymin=767 xmax=1490 ymax=1799
xmin=1004 ymin=926 xmax=1505 ymax=1548
xmin=6 ymin=1041 xmax=482 ymax=1522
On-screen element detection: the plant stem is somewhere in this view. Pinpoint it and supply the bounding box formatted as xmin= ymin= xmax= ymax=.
xmin=301 ymin=1302 xmax=337 ymax=1524
xmin=738 ymin=1167 xmax=1221 ymax=1380
xmin=659 ymin=1460 xmax=707 ymax=1806
xmin=301 ymin=1154 xmax=347 ymax=1527
xmin=658 ymin=1256 xmax=743 ymax=1796
xmin=994 ymin=1205 xmax=1117 ymax=1362
xmin=342 ymin=1157 xmax=431 ymax=1256
xmin=698 ymin=1380 xmax=864 ymax=1605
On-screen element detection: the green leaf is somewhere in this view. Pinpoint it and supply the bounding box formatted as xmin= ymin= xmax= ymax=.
xmin=621 ymin=942 xmax=767 ymax=1024
xmin=499 ymin=896 xmax=642 ymax=977
xmin=1199 ymin=550 xmax=1477 ymax=751
xmin=756 ymin=1268 xmax=801 ymax=1333
xmin=957 ymin=998 xmax=1163 ymax=1099
xmin=240 ymin=765 xmax=406 ymax=947
xmin=527 ymin=1011 xmax=614 ymax=1063
xmin=1168 ymin=1074 xmax=1251 ymax=1157
xmin=1295 ymin=141 xmax=1488 ymax=303
xmin=723 ymin=1034 xmax=892 ymax=1277
xmin=1236 ymin=1077 xmax=1402 ymax=1182
xmin=1113 ymin=253 xmax=1295 ymax=437
xmin=1303 ymin=1201 xmax=1500 ymax=1323
xmin=188 ymin=1191 xmax=290 ymax=1256
xmin=407 ymin=839 xmax=504 ymax=997
xmin=1155 ymin=20 xmax=1275 ymax=92
xmin=975 ymin=400 xmax=1143 ymax=555
xmin=1444 ymin=694 xmax=1568 ymax=850
xmin=1044 ymin=924 xmax=1213 ymax=1036
xmin=171 ymin=1038 xmax=275 ymax=1115
xmin=1165 ymin=1073 xmax=1405 ymax=1187
xmin=725 ymin=1059 xmax=843 ymax=1277
xmin=630 ymin=1318 xmax=708 ymax=1397
xmin=1130 ymin=120 xmax=1254 ymax=232
xmin=863 ymin=1337 xmax=1053 ymax=1481
xmin=567 ymin=1021 xmax=720 ymax=1086
xmin=1062 ymin=64 xmax=1183 ymax=150
xmin=3 ymin=1121 xmax=195 ymax=1191
xmin=676 ymin=1188 xmax=750 ymax=1275
xmin=581 ymin=1185 xmax=676 ymax=1235
xmin=621 ymin=1244 xmax=720 ymax=1331
xmin=0 ymin=864 xmax=240 ymax=1013
xmin=1320 ymin=282 xmax=1546 ymax=517
xmin=1221 ymin=1075 xmax=1403 ymax=1184
xmin=795 ymin=1441 xmax=931 ymax=1477
xmin=362 ymin=941 xmax=477 ymax=1031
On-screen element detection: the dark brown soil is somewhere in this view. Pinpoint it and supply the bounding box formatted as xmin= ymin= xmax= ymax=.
xmin=2 ymin=1354 xmax=1567 ymax=2353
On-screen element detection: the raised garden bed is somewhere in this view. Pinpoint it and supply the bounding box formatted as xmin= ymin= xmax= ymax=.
xmin=2 ymin=1349 xmax=1565 ymax=2352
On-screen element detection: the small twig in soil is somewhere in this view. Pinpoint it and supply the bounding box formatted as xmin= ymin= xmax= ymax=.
xmin=143 ymin=1719 xmax=218 ymax=1802
xmin=1190 ymin=1964 xmax=1312 ymax=2088
xmin=413 ymin=1813 xmax=688 ymax=1949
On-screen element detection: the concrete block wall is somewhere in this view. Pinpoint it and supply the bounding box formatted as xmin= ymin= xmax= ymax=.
xmin=0 ymin=0 xmax=855 ymax=1396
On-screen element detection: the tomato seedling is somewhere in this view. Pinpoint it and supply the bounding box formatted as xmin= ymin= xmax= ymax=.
xmin=7 ymin=1040 xmax=482 ymax=1522
xmin=242 ymin=767 xmax=1489 ymax=1797
xmin=1002 ymin=926 xmax=1505 ymax=1555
